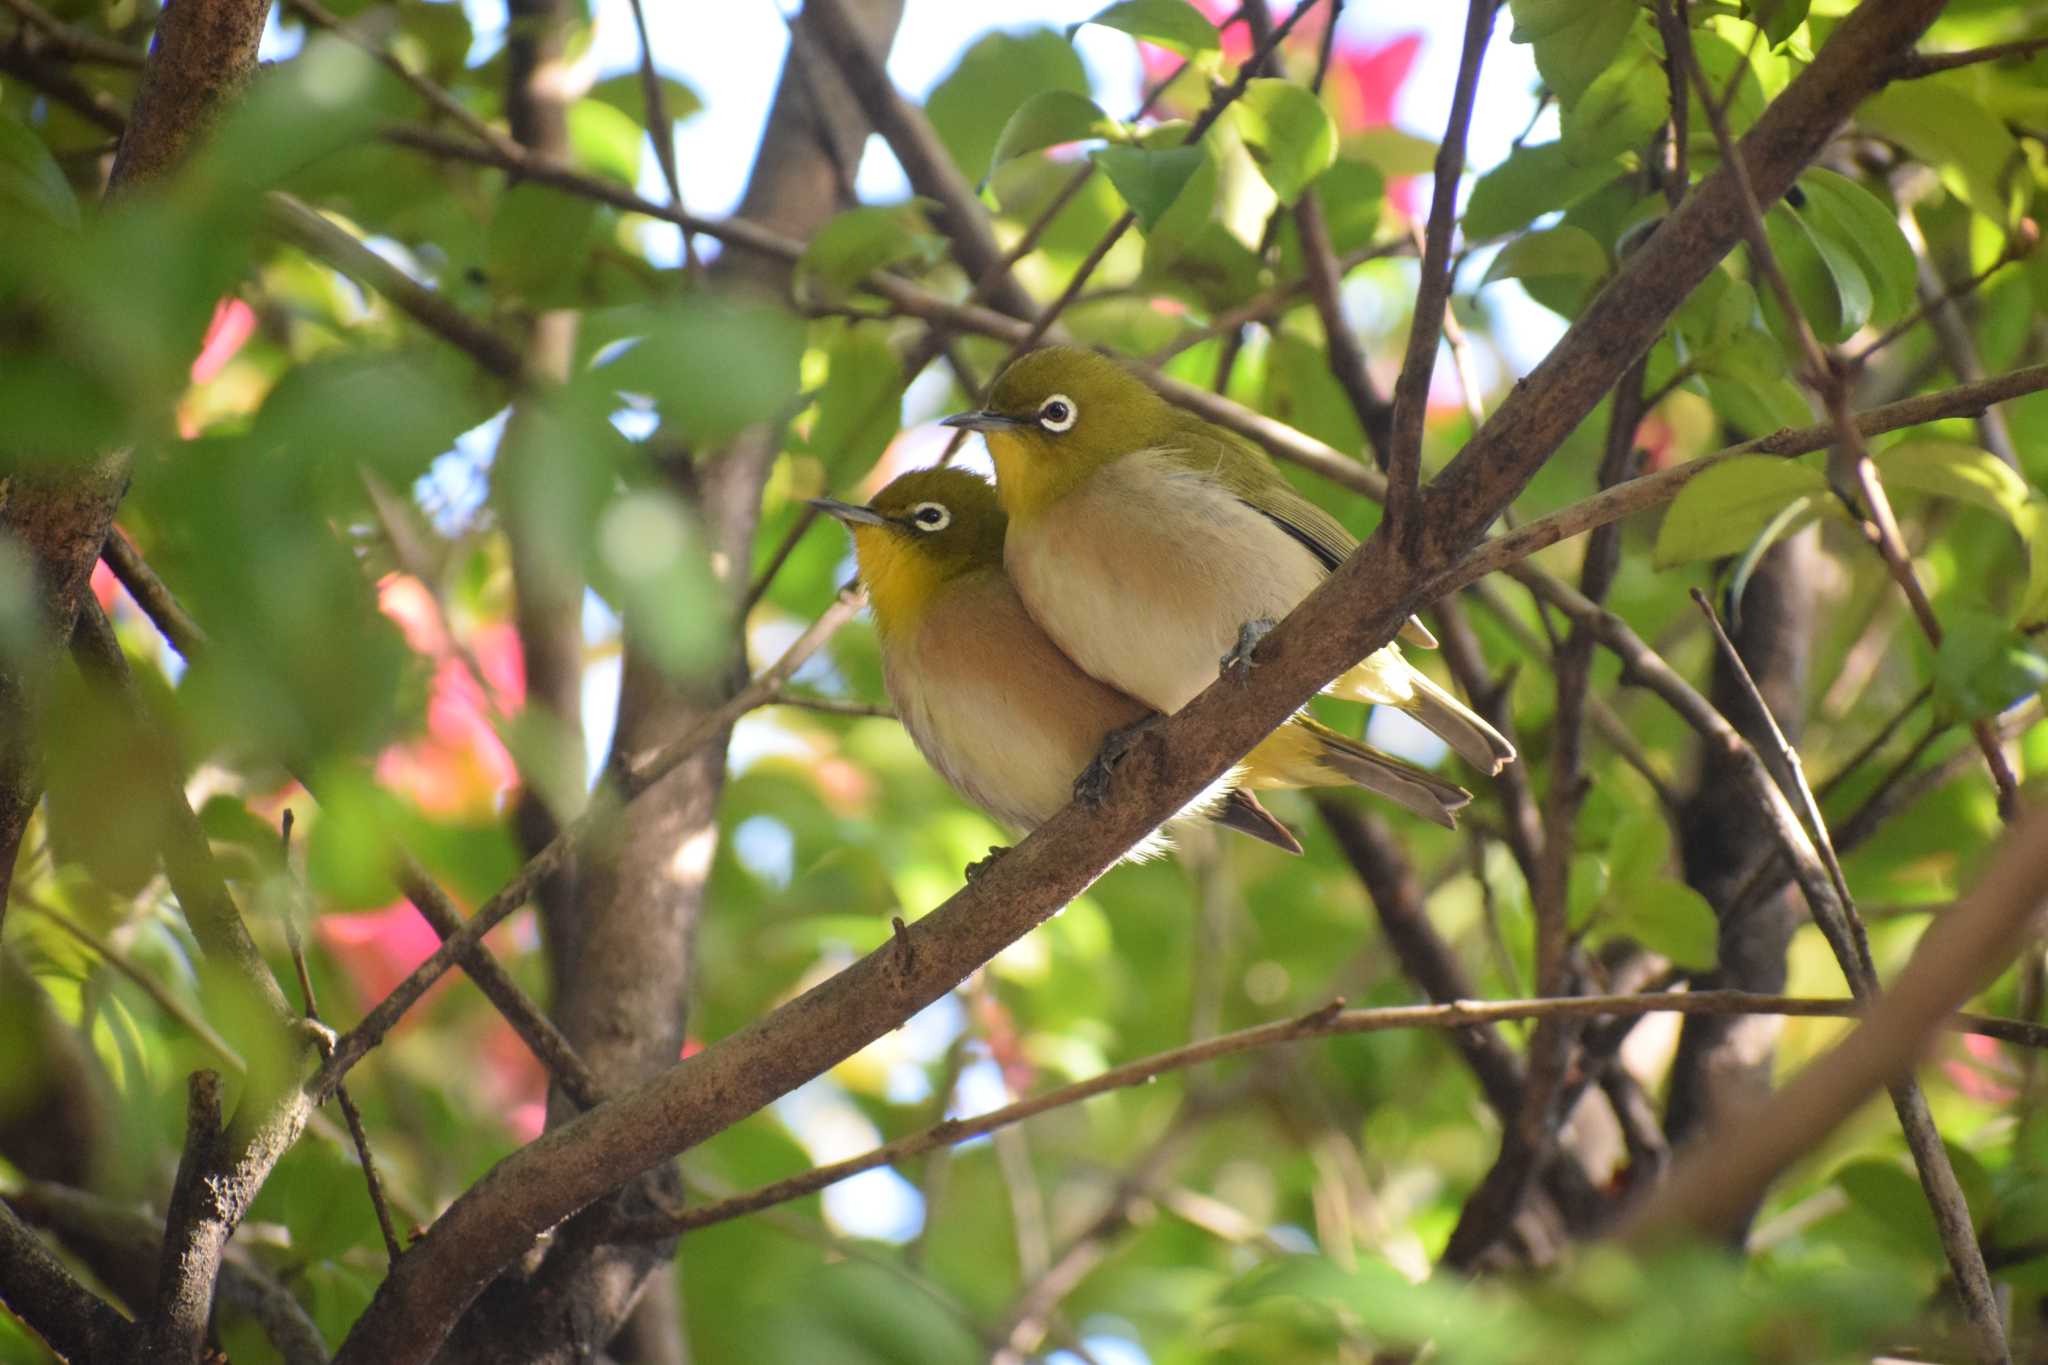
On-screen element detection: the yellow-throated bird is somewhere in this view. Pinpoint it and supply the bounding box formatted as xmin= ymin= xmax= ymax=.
xmin=944 ymin=347 xmax=1513 ymax=824
xmin=811 ymin=468 xmax=1303 ymax=861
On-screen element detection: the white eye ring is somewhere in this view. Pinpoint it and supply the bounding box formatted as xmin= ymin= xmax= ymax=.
xmin=909 ymin=501 xmax=952 ymax=531
xmin=1038 ymin=394 xmax=1077 ymax=432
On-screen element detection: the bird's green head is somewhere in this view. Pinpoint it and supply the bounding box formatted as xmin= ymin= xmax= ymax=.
xmin=941 ymin=346 xmax=1170 ymax=521
xmin=808 ymin=467 xmax=1006 ymax=634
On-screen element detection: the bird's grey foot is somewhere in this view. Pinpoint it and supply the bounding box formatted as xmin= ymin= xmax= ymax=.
xmin=1220 ymin=618 xmax=1278 ymax=683
xmin=965 ymin=846 xmax=1010 ymax=881
xmin=1074 ymin=716 xmax=1159 ymax=807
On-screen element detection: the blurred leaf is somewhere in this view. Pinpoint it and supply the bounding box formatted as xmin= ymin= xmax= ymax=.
xmin=587 ymin=69 xmax=702 ymax=125
xmin=1509 ymin=0 xmax=1636 ymax=107
xmin=1836 ymin=1158 xmax=1943 ymax=1258
xmin=1479 ymin=225 xmax=1608 ymax=290
xmin=0 ymin=109 xmax=81 ymax=231
xmin=488 ymin=183 xmax=602 ymax=305
xmin=1559 ymin=22 xmax=1664 ymax=165
xmin=595 ymin=295 xmax=805 ymax=446
xmin=1694 ymin=328 xmax=1813 ymax=436
xmin=986 ymin=90 xmax=1123 ymax=182
xmin=567 ymin=98 xmax=645 ymax=184
xmin=808 ymin=327 xmax=904 ymax=479
xmin=928 ymin=29 xmax=1090 ymax=187
xmin=44 ymin=662 xmax=172 ymax=896
xmin=1229 ymin=79 xmax=1337 ymax=206
xmin=1744 ymin=0 xmax=1810 ymax=46
xmin=1610 ymin=879 xmax=1719 ymax=969
xmin=1464 ymin=141 xmax=1620 ymax=239
xmin=1092 ymin=143 xmax=1208 ymax=231
xmin=1860 ymin=78 xmax=2029 ymax=227
xmin=1876 ymin=439 xmax=2034 ymax=527
xmin=1932 ymin=609 xmax=2048 ymax=723
xmin=1071 ymin=0 xmax=1219 ymax=55
xmin=1654 ymin=456 xmax=1828 ymax=566
xmin=592 ymin=485 xmax=726 ymax=678
xmin=2019 ymin=502 xmax=2048 ymax=627
xmin=796 ymin=204 xmax=944 ymax=302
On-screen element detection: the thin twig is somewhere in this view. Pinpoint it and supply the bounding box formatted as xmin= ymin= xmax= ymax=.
xmin=1384 ymin=0 xmax=1495 ymax=546
xmin=281 ymin=812 xmax=404 ymax=1265
xmin=1891 ymin=33 xmax=2048 ymax=79
xmin=612 ymin=989 xmax=2048 ymax=1243
xmin=0 ymin=0 xmax=141 ymax=66
xmin=622 ymin=0 xmax=695 ymax=275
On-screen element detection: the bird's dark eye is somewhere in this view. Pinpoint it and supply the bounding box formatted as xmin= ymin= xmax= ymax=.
xmin=909 ymin=501 xmax=952 ymax=531
xmin=1038 ymin=394 xmax=1077 ymax=433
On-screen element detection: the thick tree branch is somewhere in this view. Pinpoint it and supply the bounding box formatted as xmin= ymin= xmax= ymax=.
xmin=0 ymin=1197 xmax=136 ymax=1362
xmin=146 ymin=1071 xmax=228 ymax=1365
xmin=324 ymin=10 xmax=1955 ymax=1356
xmin=1631 ymin=803 xmax=2048 ymax=1241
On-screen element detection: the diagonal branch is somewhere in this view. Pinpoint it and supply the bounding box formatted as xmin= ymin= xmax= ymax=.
xmin=0 ymin=1197 xmax=136 ymax=1362
xmin=322 ymin=9 xmax=1957 ymax=1356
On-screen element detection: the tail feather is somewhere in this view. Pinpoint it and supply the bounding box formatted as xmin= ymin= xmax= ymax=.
xmin=1403 ymin=671 xmax=1517 ymax=775
xmin=1210 ymin=789 xmax=1304 ymax=854
xmin=1245 ymin=718 xmax=1471 ymax=829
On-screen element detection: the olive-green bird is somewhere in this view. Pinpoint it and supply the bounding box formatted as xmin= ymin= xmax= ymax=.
xmin=811 ymin=467 xmax=1301 ymax=861
xmin=811 ymin=470 xmax=1471 ymax=861
xmin=943 ymin=347 xmax=1514 ymax=824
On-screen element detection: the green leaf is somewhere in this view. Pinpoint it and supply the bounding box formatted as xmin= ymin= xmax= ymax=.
xmin=1859 ymin=79 xmax=2028 ymax=227
xmin=1744 ymin=0 xmax=1810 ymax=47
xmin=567 ymin=98 xmax=645 ymax=185
xmin=1479 ymin=224 xmax=1609 ymax=289
xmin=1933 ymin=610 xmax=2048 ymax=722
xmin=2018 ymin=502 xmax=2048 ymax=627
xmin=1230 ymin=79 xmax=1338 ymax=206
xmin=0 ymin=110 xmax=81 ymax=232
xmin=1091 ymin=143 xmax=1208 ymax=231
xmin=1607 ymin=806 xmax=1673 ymax=892
xmin=587 ymin=70 xmax=703 ymax=126
xmin=1761 ymin=200 xmax=1870 ymax=343
xmin=1560 ymin=25 xmax=1664 ymax=164
xmin=1837 ymin=1159 xmax=1942 ymax=1257
xmin=796 ymin=204 xmax=942 ymax=301
xmin=1612 ymin=879 xmax=1719 ymax=970
xmin=986 ymin=90 xmax=1122 ymax=183
xmin=807 ymin=328 xmax=904 ymax=477
xmin=596 ymin=296 xmax=805 ymax=447
xmin=1464 ymin=141 xmax=1622 ymax=239
xmin=1794 ymin=169 xmax=1916 ymax=329
xmin=487 ymin=183 xmax=602 ymax=304
xmin=1654 ymin=455 xmax=1829 ymax=566
xmin=1512 ymin=0 xmax=1637 ymax=107
xmin=928 ymin=29 xmax=1090 ymax=186
xmin=1567 ymin=851 xmax=1611 ymax=931
xmin=1877 ymin=440 xmax=2035 ymax=525
xmin=1694 ymin=329 xmax=1815 ymax=436
xmin=1070 ymin=0 xmax=1218 ymax=55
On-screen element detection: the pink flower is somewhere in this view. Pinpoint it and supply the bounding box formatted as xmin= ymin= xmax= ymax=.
xmin=1331 ymin=33 xmax=1420 ymax=132
xmin=191 ymin=298 xmax=256 ymax=384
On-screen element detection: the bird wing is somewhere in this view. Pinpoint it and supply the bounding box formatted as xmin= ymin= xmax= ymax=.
xmin=1168 ymin=420 xmax=1440 ymax=649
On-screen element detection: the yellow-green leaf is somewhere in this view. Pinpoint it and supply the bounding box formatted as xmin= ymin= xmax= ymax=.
xmin=1654 ymin=455 xmax=1829 ymax=566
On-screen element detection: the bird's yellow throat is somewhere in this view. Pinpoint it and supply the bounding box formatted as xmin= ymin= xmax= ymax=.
xmin=850 ymin=524 xmax=947 ymax=634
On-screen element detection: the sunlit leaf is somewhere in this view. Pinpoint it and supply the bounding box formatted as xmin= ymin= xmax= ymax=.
xmin=1069 ymin=0 xmax=1218 ymax=56
xmin=796 ymin=204 xmax=943 ymax=301
xmin=1464 ymin=141 xmax=1621 ymax=239
xmin=927 ymin=28 xmax=1090 ymax=186
xmin=1230 ymin=79 xmax=1337 ymax=206
xmin=985 ymin=90 xmax=1123 ymax=183
xmin=1091 ymin=142 xmax=1208 ymax=231
xmin=1654 ymin=455 xmax=1829 ymax=566
xmin=1479 ymin=224 xmax=1608 ymax=289
xmin=1860 ymin=79 xmax=2029 ymax=227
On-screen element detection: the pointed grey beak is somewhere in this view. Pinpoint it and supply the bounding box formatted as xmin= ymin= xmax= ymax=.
xmin=939 ymin=409 xmax=1032 ymax=433
xmin=807 ymin=497 xmax=893 ymax=528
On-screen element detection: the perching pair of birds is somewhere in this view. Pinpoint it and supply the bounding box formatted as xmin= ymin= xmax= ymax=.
xmin=810 ymin=346 xmax=1515 ymax=862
